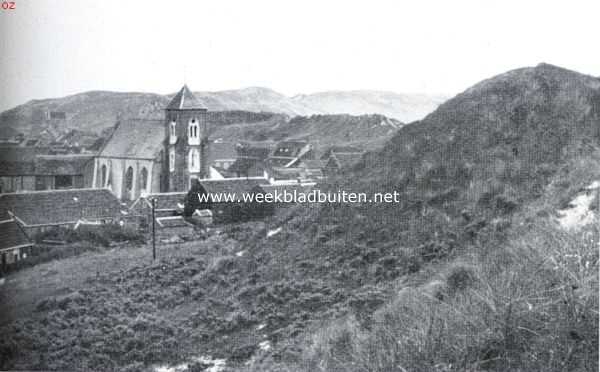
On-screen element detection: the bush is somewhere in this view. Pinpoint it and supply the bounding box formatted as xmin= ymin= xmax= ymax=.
xmin=35 ymin=224 xmax=145 ymax=247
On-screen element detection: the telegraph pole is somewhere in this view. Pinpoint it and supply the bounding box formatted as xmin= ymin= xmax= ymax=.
xmin=151 ymin=197 xmax=156 ymax=260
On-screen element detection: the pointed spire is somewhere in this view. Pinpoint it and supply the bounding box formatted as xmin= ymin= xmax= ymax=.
xmin=166 ymin=85 xmax=205 ymax=110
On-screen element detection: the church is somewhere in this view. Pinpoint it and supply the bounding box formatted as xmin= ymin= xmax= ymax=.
xmin=91 ymin=85 xmax=211 ymax=200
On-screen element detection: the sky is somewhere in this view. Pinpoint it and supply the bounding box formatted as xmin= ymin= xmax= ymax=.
xmin=1 ymin=0 xmax=599 ymax=111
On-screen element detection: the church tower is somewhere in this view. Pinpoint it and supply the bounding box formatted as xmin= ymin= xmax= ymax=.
xmin=164 ymin=85 xmax=209 ymax=191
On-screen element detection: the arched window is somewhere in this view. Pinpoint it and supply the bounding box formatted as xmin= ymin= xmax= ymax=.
xmin=101 ymin=164 xmax=107 ymax=187
xmin=140 ymin=167 xmax=148 ymax=191
xmin=189 ymin=148 xmax=200 ymax=172
xmin=169 ymin=121 xmax=177 ymax=144
xmin=188 ymin=118 xmax=200 ymax=145
xmin=125 ymin=167 xmax=134 ymax=191
xmin=169 ymin=148 xmax=176 ymax=172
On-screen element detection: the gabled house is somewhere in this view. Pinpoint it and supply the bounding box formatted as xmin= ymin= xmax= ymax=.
xmin=130 ymin=192 xmax=187 ymax=219
xmin=322 ymin=148 xmax=365 ymax=174
xmin=0 ymin=188 xmax=125 ymax=234
xmin=266 ymin=140 xmax=313 ymax=168
xmin=0 ymin=218 xmax=33 ymax=268
xmin=192 ymin=178 xmax=272 ymax=223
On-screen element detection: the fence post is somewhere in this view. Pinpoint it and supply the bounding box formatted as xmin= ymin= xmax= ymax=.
xmin=152 ymin=198 xmax=156 ymax=260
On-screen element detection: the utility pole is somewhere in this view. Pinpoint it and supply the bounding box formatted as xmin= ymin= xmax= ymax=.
xmin=151 ymin=197 xmax=156 ymax=260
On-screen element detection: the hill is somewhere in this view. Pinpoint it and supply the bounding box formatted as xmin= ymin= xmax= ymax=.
xmin=0 ymin=87 xmax=443 ymax=137
xmin=210 ymin=113 xmax=402 ymax=151
xmin=292 ymin=90 xmax=447 ymax=123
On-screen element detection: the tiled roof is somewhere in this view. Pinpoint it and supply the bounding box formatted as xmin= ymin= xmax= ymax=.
xmin=98 ymin=119 xmax=164 ymax=159
xmin=34 ymin=154 xmax=94 ymax=175
xmin=0 ymin=189 xmax=123 ymax=226
xmin=0 ymin=219 xmax=32 ymax=251
xmin=166 ymin=85 xmax=206 ymax=110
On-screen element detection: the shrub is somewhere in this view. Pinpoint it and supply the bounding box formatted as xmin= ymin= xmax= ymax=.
xmin=34 ymin=224 xmax=145 ymax=247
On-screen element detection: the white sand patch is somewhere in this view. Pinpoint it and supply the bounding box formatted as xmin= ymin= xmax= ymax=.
xmin=259 ymin=340 xmax=271 ymax=351
xmin=267 ymin=227 xmax=282 ymax=238
xmin=154 ymin=355 xmax=226 ymax=372
xmin=585 ymin=180 xmax=600 ymax=190
xmin=154 ymin=363 xmax=188 ymax=372
xmin=557 ymin=183 xmax=599 ymax=230
xmin=192 ymin=356 xmax=226 ymax=372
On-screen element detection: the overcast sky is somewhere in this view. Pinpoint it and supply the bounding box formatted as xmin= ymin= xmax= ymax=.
xmin=1 ymin=0 xmax=599 ymax=111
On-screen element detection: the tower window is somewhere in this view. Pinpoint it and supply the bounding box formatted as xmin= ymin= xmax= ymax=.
xmin=188 ymin=118 xmax=200 ymax=145
xmin=169 ymin=121 xmax=177 ymax=144
xmin=169 ymin=148 xmax=175 ymax=172
xmin=189 ymin=148 xmax=200 ymax=172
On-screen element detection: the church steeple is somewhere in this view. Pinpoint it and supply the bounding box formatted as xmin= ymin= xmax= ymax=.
xmin=164 ymin=85 xmax=209 ymax=192
xmin=166 ymin=85 xmax=205 ymax=110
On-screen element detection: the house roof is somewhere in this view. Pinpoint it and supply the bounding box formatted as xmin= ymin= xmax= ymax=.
xmin=0 ymin=219 xmax=32 ymax=252
xmin=0 ymin=146 xmax=38 ymax=176
xmin=301 ymin=159 xmax=326 ymax=169
xmin=259 ymin=183 xmax=316 ymax=199
xmin=130 ymin=192 xmax=187 ymax=212
xmin=166 ymin=85 xmax=206 ymax=111
xmin=0 ymin=189 xmax=123 ymax=226
xmin=98 ymin=119 xmax=164 ymax=159
xmin=236 ymin=143 xmax=273 ymax=159
xmin=34 ymin=154 xmax=94 ymax=175
xmin=228 ymin=158 xmax=264 ymax=174
xmin=271 ymin=141 xmax=309 ymax=157
xmin=320 ymin=146 xmax=363 ymax=159
xmin=327 ymin=152 xmax=364 ymax=170
xmin=198 ymin=178 xmax=266 ymax=199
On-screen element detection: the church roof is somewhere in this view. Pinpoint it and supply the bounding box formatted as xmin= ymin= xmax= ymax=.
xmin=98 ymin=119 xmax=164 ymax=160
xmin=166 ymin=85 xmax=206 ymax=110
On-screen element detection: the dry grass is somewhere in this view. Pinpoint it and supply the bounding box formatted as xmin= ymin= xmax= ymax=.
xmin=296 ymin=219 xmax=599 ymax=372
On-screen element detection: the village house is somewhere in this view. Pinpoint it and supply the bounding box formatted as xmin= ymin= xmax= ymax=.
xmin=0 ymin=217 xmax=34 ymax=269
xmin=321 ymin=146 xmax=365 ymax=174
xmin=0 ymin=188 xmax=125 ymax=235
xmin=191 ymin=178 xmax=272 ymax=223
xmin=266 ymin=140 xmax=313 ymax=167
xmin=0 ymin=147 xmax=95 ymax=193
